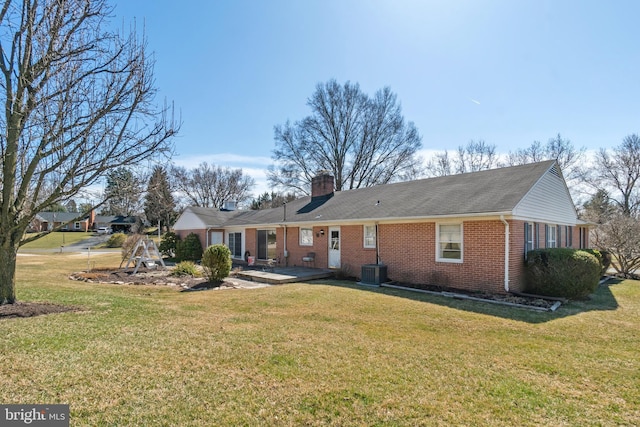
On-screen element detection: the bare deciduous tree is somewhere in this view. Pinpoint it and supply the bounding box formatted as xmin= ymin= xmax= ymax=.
xmin=269 ymin=80 xmax=423 ymax=194
xmin=171 ymin=162 xmax=254 ymax=208
xmin=506 ymin=134 xmax=585 ymax=181
xmin=591 ymin=212 xmax=640 ymax=278
xmin=0 ymin=0 xmax=178 ymax=304
xmin=425 ymin=140 xmax=499 ymax=177
xmin=589 ymin=134 xmax=640 ymax=216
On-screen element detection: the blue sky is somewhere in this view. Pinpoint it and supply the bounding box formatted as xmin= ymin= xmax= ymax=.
xmin=113 ymin=0 xmax=640 ymax=195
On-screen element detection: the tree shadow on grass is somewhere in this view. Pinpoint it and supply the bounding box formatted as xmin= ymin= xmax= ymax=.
xmin=307 ymin=278 xmax=622 ymax=324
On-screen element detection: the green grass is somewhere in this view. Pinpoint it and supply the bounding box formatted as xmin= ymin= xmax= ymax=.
xmin=2 ymin=253 xmax=639 ymax=426
xmin=21 ymin=231 xmax=94 ymax=249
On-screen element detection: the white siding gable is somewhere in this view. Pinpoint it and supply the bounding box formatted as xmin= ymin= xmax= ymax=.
xmin=173 ymin=208 xmax=207 ymax=230
xmin=513 ymin=165 xmax=578 ymax=224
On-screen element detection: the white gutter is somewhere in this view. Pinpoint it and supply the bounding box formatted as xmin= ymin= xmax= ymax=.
xmin=500 ymin=215 xmax=510 ymax=292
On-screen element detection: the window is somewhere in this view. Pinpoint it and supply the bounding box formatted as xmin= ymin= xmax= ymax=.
xmin=545 ymin=224 xmax=557 ymax=248
xmin=228 ymin=232 xmax=242 ymax=258
xmin=300 ymin=228 xmax=313 ymax=246
xmin=524 ymin=222 xmax=535 ymax=257
xmin=579 ymin=227 xmax=588 ymax=249
xmin=566 ymin=226 xmax=573 ymax=248
xmin=437 ymin=223 xmax=462 ymax=262
xmin=74 ymin=222 xmax=82 ymax=230
xmin=557 ymin=225 xmax=562 ymax=247
xmin=363 ymin=225 xmax=376 ymax=248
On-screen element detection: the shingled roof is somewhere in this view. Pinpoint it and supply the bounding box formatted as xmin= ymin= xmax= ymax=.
xmin=222 ymin=160 xmax=561 ymax=227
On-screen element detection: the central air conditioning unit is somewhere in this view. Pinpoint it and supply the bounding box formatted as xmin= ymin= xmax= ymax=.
xmin=361 ymin=264 xmax=387 ymax=285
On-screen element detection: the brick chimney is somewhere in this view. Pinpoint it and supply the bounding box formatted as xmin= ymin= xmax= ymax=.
xmin=311 ymin=171 xmax=335 ymax=198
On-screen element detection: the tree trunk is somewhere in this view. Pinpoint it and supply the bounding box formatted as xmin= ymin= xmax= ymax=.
xmin=0 ymin=244 xmax=18 ymax=304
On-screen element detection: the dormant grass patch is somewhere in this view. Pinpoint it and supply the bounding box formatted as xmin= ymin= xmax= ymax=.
xmin=1 ymin=252 xmax=638 ymax=426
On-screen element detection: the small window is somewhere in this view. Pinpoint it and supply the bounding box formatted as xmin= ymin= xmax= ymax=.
xmin=437 ymin=223 xmax=463 ymax=262
xmin=300 ymin=228 xmax=313 ymax=246
xmin=363 ymin=225 xmax=376 ymax=248
xmin=74 ymin=222 xmax=82 ymax=230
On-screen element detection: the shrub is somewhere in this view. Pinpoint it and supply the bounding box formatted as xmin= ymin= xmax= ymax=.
xmin=175 ymin=232 xmax=203 ymax=262
xmin=524 ymin=248 xmax=601 ymax=299
xmin=159 ymin=231 xmax=180 ymax=257
xmin=170 ymin=261 xmax=201 ymax=277
xmin=201 ymin=244 xmax=232 ymax=283
xmin=583 ymin=249 xmax=612 ymax=276
xmin=106 ymin=232 xmax=127 ymax=248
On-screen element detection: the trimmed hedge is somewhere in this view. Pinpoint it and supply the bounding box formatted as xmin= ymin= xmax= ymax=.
xmin=524 ymin=248 xmax=601 ymax=299
xmin=201 ymin=244 xmax=232 ymax=283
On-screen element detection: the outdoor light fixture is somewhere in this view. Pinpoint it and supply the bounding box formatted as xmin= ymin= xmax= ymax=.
xmin=317 ymin=229 xmax=325 ymax=237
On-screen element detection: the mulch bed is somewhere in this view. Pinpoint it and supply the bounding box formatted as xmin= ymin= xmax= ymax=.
xmin=384 ymin=282 xmax=564 ymax=310
xmin=0 ymin=301 xmax=80 ymax=319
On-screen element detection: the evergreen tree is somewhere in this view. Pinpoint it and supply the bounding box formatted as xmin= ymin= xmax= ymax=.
xmin=102 ymin=168 xmax=143 ymax=216
xmin=144 ymin=166 xmax=176 ymax=232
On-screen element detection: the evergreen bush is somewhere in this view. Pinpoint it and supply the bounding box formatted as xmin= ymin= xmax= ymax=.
xmin=524 ymin=248 xmax=601 ymax=299
xmin=170 ymin=261 xmax=201 ymax=277
xmin=175 ymin=232 xmax=203 ymax=262
xmin=159 ymin=231 xmax=180 ymax=257
xmin=201 ymin=244 xmax=232 ymax=283
xmin=106 ymin=232 xmax=127 ymax=248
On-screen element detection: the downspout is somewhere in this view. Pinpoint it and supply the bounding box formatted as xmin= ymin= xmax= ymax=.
xmin=375 ymin=222 xmax=380 ymax=264
xmin=282 ymin=203 xmax=288 ymax=267
xmin=500 ymin=215 xmax=510 ymax=292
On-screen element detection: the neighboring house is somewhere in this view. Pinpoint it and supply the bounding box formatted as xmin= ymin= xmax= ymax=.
xmin=30 ymin=212 xmax=91 ymax=232
xmin=173 ymin=161 xmax=591 ymax=294
xmin=93 ymin=215 xmax=139 ymax=233
xmin=31 ymin=210 xmax=140 ymax=233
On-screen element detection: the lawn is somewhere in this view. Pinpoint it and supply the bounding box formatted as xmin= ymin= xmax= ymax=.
xmin=21 ymin=231 xmax=95 ymax=250
xmin=1 ymin=253 xmax=639 ymax=426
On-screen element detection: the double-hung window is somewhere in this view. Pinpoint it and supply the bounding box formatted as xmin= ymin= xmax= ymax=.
xmin=437 ymin=223 xmax=463 ymax=262
xmin=545 ymin=224 xmax=557 ymax=248
xmin=524 ymin=222 xmax=535 ymax=258
xmin=363 ymin=225 xmax=376 ymax=248
xmin=299 ymin=228 xmax=313 ymax=246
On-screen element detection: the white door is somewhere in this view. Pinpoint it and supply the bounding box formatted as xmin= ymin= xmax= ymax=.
xmin=328 ymin=226 xmax=341 ymax=268
xmin=210 ymin=231 xmax=223 ymax=246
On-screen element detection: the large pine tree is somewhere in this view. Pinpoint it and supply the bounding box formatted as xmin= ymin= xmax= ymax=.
xmin=144 ymin=166 xmax=176 ymax=232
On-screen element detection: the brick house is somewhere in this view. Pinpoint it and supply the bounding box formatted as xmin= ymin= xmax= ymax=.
xmin=173 ymin=160 xmax=590 ymax=294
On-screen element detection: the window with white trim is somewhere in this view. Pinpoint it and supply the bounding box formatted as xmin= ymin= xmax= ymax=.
xmin=74 ymin=222 xmax=82 ymax=230
xmin=437 ymin=223 xmax=463 ymax=262
xmin=299 ymin=228 xmax=313 ymax=246
xmin=545 ymin=224 xmax=557 ymax=248
xmin=363 ymin=225 xmax=376 ymax=248
xmin=524 ymin=222 xmax=535 ymax=258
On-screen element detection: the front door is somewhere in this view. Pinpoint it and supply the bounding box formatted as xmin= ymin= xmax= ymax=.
xmin=328 ymin=226 xmax=341 ymax=268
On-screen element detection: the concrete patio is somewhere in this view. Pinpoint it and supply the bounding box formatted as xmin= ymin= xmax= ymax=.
xmin=234 ymin=266 xmax=334 ymax=285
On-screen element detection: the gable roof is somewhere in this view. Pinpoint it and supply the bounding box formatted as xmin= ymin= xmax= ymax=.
xmin=173 ymin=206 xmax=239 ymax=230
xmin=224 ymin=160 xmax=573 ymax=226
xmin=35 ymin=212 xmax=89 ymax=223
xmin=178 ymin=161 xmax=579 ymax=229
